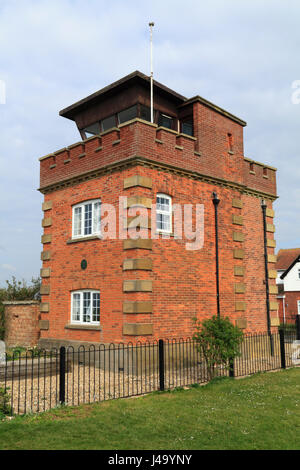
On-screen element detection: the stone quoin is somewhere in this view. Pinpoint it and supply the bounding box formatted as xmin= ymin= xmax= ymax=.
xmin=37 ymin=71 xmax=278 ymax=349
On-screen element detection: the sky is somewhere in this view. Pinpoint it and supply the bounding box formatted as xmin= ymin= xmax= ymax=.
xmin=0 ymin=0 xmax=300 ymax=286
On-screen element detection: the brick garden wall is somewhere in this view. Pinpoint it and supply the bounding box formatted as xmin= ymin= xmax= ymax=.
xmin=4 ymin=301 xmax=40 ymax=348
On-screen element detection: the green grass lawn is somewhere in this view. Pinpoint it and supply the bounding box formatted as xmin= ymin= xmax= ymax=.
xmin=0 ymin=368 xmax=299 ymax=450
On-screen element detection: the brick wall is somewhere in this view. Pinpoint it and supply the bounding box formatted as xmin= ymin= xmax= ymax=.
xmin=278 ymin=291 xmax=300 ymax=321
xmin=38 ymin=167 xmax=277 ymax=346
xmin=38 ymin=108 xmax=278 ymax=348
xmin=4 ymin=301 xmax=40 ymax=348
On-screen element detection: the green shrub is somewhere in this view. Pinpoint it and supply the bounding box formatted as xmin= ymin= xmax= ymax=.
xmin=279 ymin=323 xmax=296 ymax=331
xmin=0 ymin=387 xmax=11 ymax=418
xmin=193 ymin=315 xmax=244 ymax=380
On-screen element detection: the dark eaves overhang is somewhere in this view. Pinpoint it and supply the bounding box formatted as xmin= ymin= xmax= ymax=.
xmin=280 ymin=255 xmax=300 ymax=279
xmin=180 ymin=95 xmax=247 ymax=127
xmin=59 ymin=70 xmax=187 ymax=121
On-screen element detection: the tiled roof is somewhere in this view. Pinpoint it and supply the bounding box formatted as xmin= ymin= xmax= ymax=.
xmin=276 ymin=248 xmax=300 ymax=271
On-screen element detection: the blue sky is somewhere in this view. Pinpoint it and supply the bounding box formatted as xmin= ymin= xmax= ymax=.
xmin=0 ymin=0 xmax=300 ymax=285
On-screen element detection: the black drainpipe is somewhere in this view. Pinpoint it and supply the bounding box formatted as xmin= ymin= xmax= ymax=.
xmin=212 ymin=192 xmax=221 ymax=319
xmin=261 ymin=199 xmax=274 ymax=355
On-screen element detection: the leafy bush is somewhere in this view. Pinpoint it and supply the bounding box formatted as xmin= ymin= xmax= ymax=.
xmin=0 ymin=387 xmax=11 ymax=418
xmin=0 ymin=276 xmax=41 ymax=340
xmin=193 ymin=315 xmax=244 ymax=380
xmin=279 ymin=323 xmax=296 ymax=331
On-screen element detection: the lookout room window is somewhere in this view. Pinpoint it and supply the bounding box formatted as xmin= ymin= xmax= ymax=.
xmin=140 ymin=105 xmax=151 ymax=122
xmin=181 ymin=119 xmax=193 ymax=136
xmin=156 ymin=194 xmax=172 ymax=234
xmin=82 ymin=122 xmax=100 ymax=138
xmin=71 ymin=290 xmax=100 ymax=324
xmin=101 ymin=115 xmax=116 ymax=132
xmin=158 ymin=113 xmax=174 ymax=130
xmin=72 ymin=200 xmax=101 ymax=239
xmin=118 ymin=105 xmax=138 ymax=124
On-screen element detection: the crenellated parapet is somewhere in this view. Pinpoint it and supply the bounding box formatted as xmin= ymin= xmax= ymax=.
xmin=243 ymin=157 xmax=277 ymax=197
xmin=39 ymin=118 xmax=277 ymax=199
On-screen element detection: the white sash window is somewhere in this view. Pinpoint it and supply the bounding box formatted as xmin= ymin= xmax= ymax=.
xmin=156 ymin=194 xmax=172 ymax=234
xmin=71 ymin=291 xmax=100 ymax=324
xmin=72 ymin=199 xmax=101 ymax=239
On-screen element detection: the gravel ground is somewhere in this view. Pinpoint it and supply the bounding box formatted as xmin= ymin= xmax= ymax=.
xmin=0 ymin=349 xmax=293 ymax=416
xmin=1 ymin=360 xmax=213 ymax=415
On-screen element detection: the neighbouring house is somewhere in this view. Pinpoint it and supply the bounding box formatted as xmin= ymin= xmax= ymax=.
xmin=276 ymin=248 xmax=300 ymax=324
xmin=37 ymin=70 xmax=278 ymax=350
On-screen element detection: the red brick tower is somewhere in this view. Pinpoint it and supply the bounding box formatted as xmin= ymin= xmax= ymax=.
xmin=38 ymin=71 xmax=278 ymax=349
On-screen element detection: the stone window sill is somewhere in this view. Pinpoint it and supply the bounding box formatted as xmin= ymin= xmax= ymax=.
xmin=65 ymin=323 xmax=101 ymax=331
xmin=156 ymin=231 xmax=176 ymax=238
xmin=67 ymin=235 xmax=102 ymax=244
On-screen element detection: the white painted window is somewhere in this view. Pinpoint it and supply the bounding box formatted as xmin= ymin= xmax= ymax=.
xmin=298 ymin=300 xmax=300 ymax=315
xmin=71 ymin=291 xmax=100 ymax=324
xmin=156 ymin=194 xmax=172 ymax=234
xmin=72 ymin=199 xmax=101 ymax=239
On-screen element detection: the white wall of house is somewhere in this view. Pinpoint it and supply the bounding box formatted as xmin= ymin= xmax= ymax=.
xmin=282 ymin=261 xmax=300 ymax=292
xmin=276 ymin=270 xmax=285 ymax=285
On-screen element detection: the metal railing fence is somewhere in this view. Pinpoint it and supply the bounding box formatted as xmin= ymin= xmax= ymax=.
xmin=1 ymin=329 xmax=299 ymax=416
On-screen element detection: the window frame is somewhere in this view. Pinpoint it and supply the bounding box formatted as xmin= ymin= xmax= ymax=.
xmin=180 ymin=117 xmax=193 ymax=136
xmin=71 ymin=290 xmax=100 ymax=325
xmin=72 ymin=199 xmax=101 ymax=240
xmin=156 ymin=193 xmax=172 ymax=234
xmin=158 ymin=113 xmax=174 ymax=130
xmin=117 ymin=105 xmax=138 ymax=125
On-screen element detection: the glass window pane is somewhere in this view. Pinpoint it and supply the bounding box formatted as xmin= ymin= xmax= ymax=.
xmin=83 ymin=122 xmax=100 ymax=137
xmin=72 ymin=293 xmax=81 ymax=322
xmin=156 ymin=195 xmax=171 ymax=233
xmin=83 ymin=292 xmax=91 ymax=323
xmin=73 ymin=207 xmax=82 ymax=237
xmin=157 ymin=213 xmax=170 ymax=231
xmin=93 ymin=201 xmax=101 ymax=234
xmin=140 ymin=105 xmax=151 ymax=122
xmin=101 ymin=115 xmax=116 ymax=132
xmin=181 ymin=120 xmax=193 ymax=136
xmin=156 ymin=213 xmax=163 ymax=230
xmin=158 ymin=113 xmax=173 ymax=129
xmin=157 ymin=196 xmax=170 ymax=212
xmin=92 ymin=292 xmax=100 ymax=322
xmin=118 ymin=105 xmax=137 ymax=124
xmin=84 ymin=203 xmax=93 ymax=235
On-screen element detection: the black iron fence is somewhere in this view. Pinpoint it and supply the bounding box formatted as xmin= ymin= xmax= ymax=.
xmin=1 ymin=329 xmax=300 ymax=416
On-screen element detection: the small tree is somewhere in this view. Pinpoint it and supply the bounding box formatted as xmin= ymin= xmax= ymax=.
xmin=193 ymin=316 xmax=244 ymax=380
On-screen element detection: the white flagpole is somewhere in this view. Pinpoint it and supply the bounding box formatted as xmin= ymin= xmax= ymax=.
xmin=149 ymin=22 xmax=155 ymax=123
